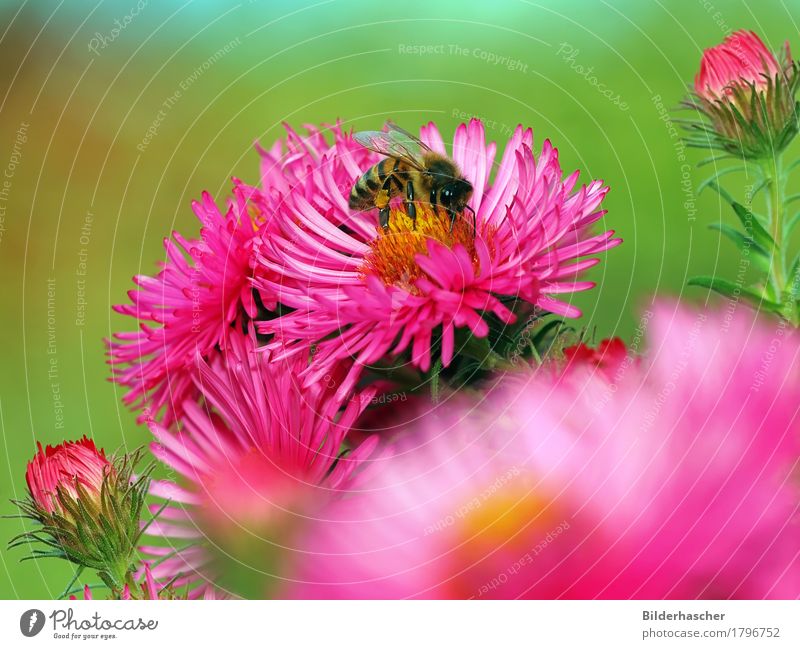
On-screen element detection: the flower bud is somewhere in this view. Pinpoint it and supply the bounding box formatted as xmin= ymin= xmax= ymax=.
xmin=25 ymin=436 xmax=111 ymax=515
xmin=688 ymin=30 xmax=799 ymax=158
xmin=11 ymin=437 xmax=154 ymax=592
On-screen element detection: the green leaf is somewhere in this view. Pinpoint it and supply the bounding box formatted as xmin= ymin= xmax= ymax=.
xmin=785 ymin=253 xmax=800 ymax=303
xmin=786 ymin=211 xmax=800 ymax=238
xmin=450 ymin=363 xmax=481 ymax=390
xmin=730 ymin=202 xmax=775 ymax=250
xmin=531 ymin=319 xmax=568 ymax=353
xmin=20 ymin=552 xmax=68 ymax=562
xmin=695 ymin=153 xmax=734 ymax=167
xmin=705 ymin=180 xmax=736 ymax=205
xmin=707 ymin=223 xmax=771 ymax=272
xmin=697 ymin=166 xmax=748 ymax=194
xmin=708 ymin=223 xmax=770 ymax=260
xmin=784 ymin=157 xmax=800 ymax=177
xmin=62 ymin=583 xmax=106 ymax=598
xmin=688 ymin=275 xmax=782 ymax=312
xmin=750 ymin=178 xmax=770 ymax=199
xmin=57 ymin=566 xmax=85 ymax=600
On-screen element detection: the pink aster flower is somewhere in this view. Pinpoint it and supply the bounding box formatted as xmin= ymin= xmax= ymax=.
xmin=256 ymin=121 xmax=375 ymax=211
xmin=689 ymin=30 xmax=798 ymax=157
xmin=139 ymin=327 xmax=379 ymax=597
xmin=25 ymin=436 xmax=110 ymax=515
xmin=107 ymin=183 xmax=272 ymax=425
xmin=255 ymin=119 xmax=620 ymax=397
xmin=287 ymin=303 xmax=800 ymax=599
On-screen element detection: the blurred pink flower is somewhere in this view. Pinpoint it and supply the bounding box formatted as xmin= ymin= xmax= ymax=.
xmin=288 ymin=303 xmax=800 ymax=598
xmin=107 ymin=184 xmax=271 ymax=425
xmin=140 ymin=327 xmax=379 ymax=597
xmin=255 ymin=119 xmax=620 ymax=397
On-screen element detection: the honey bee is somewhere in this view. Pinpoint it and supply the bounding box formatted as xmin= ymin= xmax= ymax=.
xmin=349 ymin=122 xmax=474 ymax=231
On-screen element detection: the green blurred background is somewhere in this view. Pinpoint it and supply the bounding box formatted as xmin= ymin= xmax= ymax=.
xmin=1 ymin=0 xmax=798 ymax=598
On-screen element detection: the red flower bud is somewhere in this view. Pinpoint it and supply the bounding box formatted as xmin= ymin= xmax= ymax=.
xmin=25 ymin=436 xmax=111 ymax=514
xmin=686 ymin=30 xmax=799 ymax=158
xmin=695 ymin=30 xmax=787 ymax=101
xmin=563 ymin=337 xmax=628 ymax=380
xmin=14 ymin=438 xmax=154 ymax=592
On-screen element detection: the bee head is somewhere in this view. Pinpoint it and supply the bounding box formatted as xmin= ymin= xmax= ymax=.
xmin=439 ymin=177 xmax=473 ymax=213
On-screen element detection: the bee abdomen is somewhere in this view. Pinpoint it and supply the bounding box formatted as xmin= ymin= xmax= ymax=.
xmin=349 ymin=163 xmax=382 ymax=210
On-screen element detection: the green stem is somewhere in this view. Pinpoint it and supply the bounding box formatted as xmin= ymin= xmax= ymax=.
xmin=764 ymin=152 xmax=786 ymax=294
xmin=99 ymin=554 xmax=136 ymax=596
xmin=761 ymin=152 xmax=800 ymax=326
xmin=528 ymin=340 xmax=543 ymax=367
xmin=430 ymin=359 xmax=442 ymax=404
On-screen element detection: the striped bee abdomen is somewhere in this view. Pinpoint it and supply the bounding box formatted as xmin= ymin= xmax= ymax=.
xmin=349 ymin=158 xmax=403 ymax=211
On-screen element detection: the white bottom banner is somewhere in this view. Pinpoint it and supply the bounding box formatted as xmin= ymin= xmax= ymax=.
xmin=1 ymin=600 xmax=797 ymax=648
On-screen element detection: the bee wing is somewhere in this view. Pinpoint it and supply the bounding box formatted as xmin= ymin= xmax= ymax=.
xmin=385 ymin=121 xmax=433 ymax=152
xmin=353 ymin=128 xmax=427 ymax=170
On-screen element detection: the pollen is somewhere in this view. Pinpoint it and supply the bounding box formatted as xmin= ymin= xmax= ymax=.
xmin=362 ymin=203 xmax=484 ymax=292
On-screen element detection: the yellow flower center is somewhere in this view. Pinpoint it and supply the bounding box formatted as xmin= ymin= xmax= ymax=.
xmin=461 ymin=486 xmax=554 ymax=552
xmin=362 ymin=203 xmax=483 ymax=292
xmin=447 ymin=480 xmax=569 ymax=597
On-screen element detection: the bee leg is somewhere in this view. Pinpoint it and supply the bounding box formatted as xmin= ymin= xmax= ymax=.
xmin=465 ymin=205 xmax=476 ymax=237
xmin=375 ymin=177 xmax=393 ymax=230
xmin=379 ymin=206 xmax=390 ymax=229
xmin=405 ymin=181 xmax=416 ymax=229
